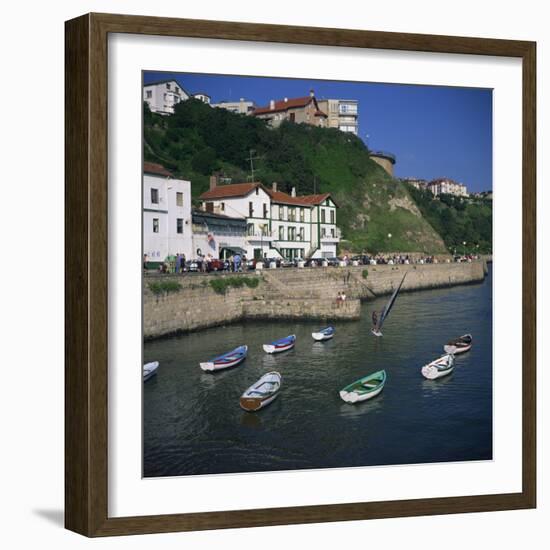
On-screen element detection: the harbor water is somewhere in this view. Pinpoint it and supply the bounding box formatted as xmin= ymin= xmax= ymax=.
xmin=144 ymin=265 xmax=493 ymax=477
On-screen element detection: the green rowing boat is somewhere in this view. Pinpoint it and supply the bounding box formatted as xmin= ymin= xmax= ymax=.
xmin=339 ymin=370 xmax=387 ymax=403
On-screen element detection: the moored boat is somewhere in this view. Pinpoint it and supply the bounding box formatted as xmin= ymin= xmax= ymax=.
xmin=240 ymin=371 xmax=282 ymax=412
xmin=421 ymin=353 xmax=455 ymax=380
xmin=200 ymin=345 xmax=248 ymax=372
xmin=339 ymin=370 xmax=386 ymax=403
xmin=263 ymin=335 xmax=296 ymax=354
xmin=444 ymin=334 xmax=472 ymax=354
xmin=312 ymin=326 xmax=335 ymax=341
xmin=143 ymin=361 xmax=159 ymax=382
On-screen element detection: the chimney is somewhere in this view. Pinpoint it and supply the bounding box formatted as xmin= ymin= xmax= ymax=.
xmin=291 ymin=187 xmax=296 ymax=197
xmin=270 ymin=99 xmax=275 ymax=110
xmin=272 ymin=182 xmax=278 ymax=192
xmin=309 ymin=89 xmax=315 ymax=97
xmin=209 ymin=174 xmax=218 ymax=190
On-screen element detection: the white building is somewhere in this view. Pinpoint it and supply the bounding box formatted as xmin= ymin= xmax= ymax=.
xmin=428 ymin=178 xmax=469 ymax=197
xmin=211 ymin=98 xmax=256 ymax=115
xmin=191 ymin=210 xmax=248 ymax=260
xmin=143 ymin=80 xmax=190 ymax=115
xmin=199 ymin=179 xmax=340 ymax=260
xmin=192 ymin=93 xmax=211 ymax=104
xmin=143 ymin=162 xmax=192 ymax=266
xmin=317 ymin=98 xmax=359 ymax=135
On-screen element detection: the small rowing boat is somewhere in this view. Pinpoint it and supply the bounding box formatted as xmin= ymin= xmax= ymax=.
xmin=339 ymin=370 xmax=386 ymax=403
xmin=240 ymin=371 xmax=282 ymax=411
xmin=200 ymin=345 xmax=248 ymax=372
xmin=143 ymin=361 xmax=159 ymax=382
xmin=421 ymin=353 xmax=455 ymax=380
xmin=444 ymin=334 xmax=472 ymax=354
xmin=263 ymin=334 xmax=296 ymax=354
xmin=312 ymin=326 xmax=335 ymax=341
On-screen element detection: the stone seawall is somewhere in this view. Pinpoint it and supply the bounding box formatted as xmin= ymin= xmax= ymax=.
xmin=144 ymin=260 xmax=486 ymax=339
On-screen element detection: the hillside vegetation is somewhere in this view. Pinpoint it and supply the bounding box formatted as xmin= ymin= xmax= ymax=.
xmin=144 ymin=100 xmax=448 ymax=254
xmin=406 ymin=186 xmax=492 ymax=254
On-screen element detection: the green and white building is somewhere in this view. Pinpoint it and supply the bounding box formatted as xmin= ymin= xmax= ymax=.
xmin=200 ymin=180 xmax=340 ymax=260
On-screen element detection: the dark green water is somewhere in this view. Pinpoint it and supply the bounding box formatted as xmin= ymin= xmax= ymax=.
xmin=144 ymin=265 xmax=492 ymax=477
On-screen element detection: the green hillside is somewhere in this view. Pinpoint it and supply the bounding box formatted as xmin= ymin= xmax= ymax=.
xmin=144 ymin=100 xmax=448 ymax=254
xmin=406 ymin=186 xmax=492 ymax=254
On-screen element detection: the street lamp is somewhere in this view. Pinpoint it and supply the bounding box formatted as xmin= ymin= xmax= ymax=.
xmin=462 ymin=241 xmax=467 ymax=256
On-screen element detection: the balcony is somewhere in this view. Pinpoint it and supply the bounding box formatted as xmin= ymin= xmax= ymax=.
xmin=320 ymin=228 xmax=341 ymax=243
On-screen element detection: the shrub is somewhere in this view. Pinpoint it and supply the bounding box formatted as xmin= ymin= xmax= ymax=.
xmin=209 ymin=276 xmax=260 ymax=294
xmin=148 ymin=280 xmax=182 ymax=295
xmin=362 ymin=269 xmax=369 ymax=279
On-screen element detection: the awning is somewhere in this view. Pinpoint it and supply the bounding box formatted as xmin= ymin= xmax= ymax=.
xmin=220 ymin=245 xmax=247 ymax=255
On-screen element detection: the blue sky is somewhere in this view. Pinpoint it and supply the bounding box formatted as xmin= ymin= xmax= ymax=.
xmin=144 ymin=72 xmax=493 ymax=192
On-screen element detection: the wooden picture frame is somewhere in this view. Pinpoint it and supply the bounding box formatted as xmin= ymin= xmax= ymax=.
xmin=65 ymin=12 xmax=536 ymax=537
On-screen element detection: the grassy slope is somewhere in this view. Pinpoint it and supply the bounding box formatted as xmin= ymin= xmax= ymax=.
xmin=144 ymin=100 xmax=447 ymax=254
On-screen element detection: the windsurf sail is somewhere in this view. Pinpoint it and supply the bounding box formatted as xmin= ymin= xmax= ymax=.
xmin=372 ymin=272 xmax=407 ymax=333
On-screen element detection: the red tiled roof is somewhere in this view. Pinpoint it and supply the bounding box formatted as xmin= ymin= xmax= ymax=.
xmin=267 ymin=190 xmax=313 ymax=207
xmin=299 ymin=193 xmax=332 ymax=205
xmin=253 ymin=96 xmax=312 ymax=115
xmin=199 ymin=182 xmax=268 ymax=200
xmin=144 ymin=162 xmax=173 ymax=177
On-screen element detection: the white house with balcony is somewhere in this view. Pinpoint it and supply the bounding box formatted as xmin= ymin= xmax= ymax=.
xmin=143 ymin=162 xmax=192 ymax=266
xmin=143 ymin=79 xmax=190 ymax=115
xmin=199 ymin=179 xmax=340 ymax=260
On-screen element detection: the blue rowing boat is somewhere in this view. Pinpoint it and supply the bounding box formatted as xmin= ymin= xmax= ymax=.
xmin=263 ymin=335 xmax=296 ymax=354
xmin=312 ymin=326 xmax=335 ymax=341
xmin=200 ymin=345 xmax=248 ymax=372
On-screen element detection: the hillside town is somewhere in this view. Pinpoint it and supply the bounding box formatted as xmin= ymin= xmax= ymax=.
xmin=143 ymin=78 xmax=485 ymax=270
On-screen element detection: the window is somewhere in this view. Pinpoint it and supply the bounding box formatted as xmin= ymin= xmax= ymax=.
xmin=263 ymin=203 xmax=268 ymax=219
xmin=289 ymin=112 xmax=295 ymax=122
xmin=300 ymin=208 xmax=305 ymax=222
xmin=321 ymin=227 xmax=326 ymax=237
xmin=288 ymin=227 xmax=296 ymax=240
xmin=249 ymin=202 xmax=254 ymax=217
xmin=321 ymin=209 xmax=326 ymax=223
xmin=176 ymin=192 xmax=183 ymax=206
xmin=331 ymin=228 xmax=335 ymax=237
xmin=175 ymin=86 xmax=179 ymax=93
xmin=166 ymin=83 xmax=171 ymax=90
xmin=279 ymin=226 xmax=285 ymax=240
xmin=299 ymin=227 xmax=305 ymax=241
xmin=177 ymin=218 xmax=183 ymax=234
xmin=255 ymin=187 xmax=259 ymax=195
xmin=289 ymin=208 xmax=296 ymax=222
xmin=221 ymin=202 xmax=225 ymax=212
xmin=146 ymin=90 xmax=152 ymax=99
xmin=330 ymin=210 xmax=335 ymax=224
xmin=279 ymin=205 xmax=284 ymax=220
xmin=151 ymin=188 xmax=159 ymax=204
xmin=153 ymin=218 xmax=159 ymax=233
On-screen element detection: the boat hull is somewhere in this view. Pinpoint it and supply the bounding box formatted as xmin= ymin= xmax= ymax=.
xmin=312 ymin=332 xmax=334 ymax=341
xmin=240 ymin=392 xmax=279 ymax=411
xmin=340 ymin=384 xmax=384 ymax=403
xmin=444 ymin=343 xmax=472 ymax=354
xmin=263 ymin=337 xmax=295 ymax=354
xmin=200 ymin=346 xmax=248 ymax=372
xmin=143 ymin=361 xmax=159 ymax=382
xmin=422 ymin=364 xmax=454 ymax=380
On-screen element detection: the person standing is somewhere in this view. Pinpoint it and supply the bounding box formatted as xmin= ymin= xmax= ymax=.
xmin=175 ymin=253 xmax=181 ymax=274
xmin=234 ymin=253 xmax=241 ymax=273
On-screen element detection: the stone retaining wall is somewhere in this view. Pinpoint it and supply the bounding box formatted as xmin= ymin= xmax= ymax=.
xmin=144 ymin=260 xmax=487 ymax=339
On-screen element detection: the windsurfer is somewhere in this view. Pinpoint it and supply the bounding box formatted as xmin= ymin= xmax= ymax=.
xmin=372 ymin=310 xmax=378 ymax=328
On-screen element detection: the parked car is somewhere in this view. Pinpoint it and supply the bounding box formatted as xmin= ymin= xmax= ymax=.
xmin=351 ymin=255 xmax=371 ymax=265
xmin=325 ymin=257 xmax=340 ymax=267
xmin=305 ymin=258 xmax=319 ymax=267
xmin=206 ymin=258 xmax=229 ymax=272
xmin=186 ymin=259 xmax=202 ymax=272
xmin=279 ymin=258 xmax=293 ymax=268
